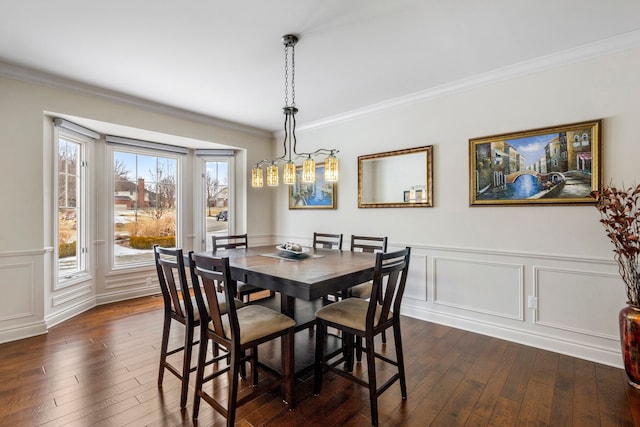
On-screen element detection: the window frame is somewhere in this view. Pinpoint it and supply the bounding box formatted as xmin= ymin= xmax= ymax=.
xmin=108 ymin=144 xmax=182 ymax=270
xmin=197 ymin=155 xmax=235 ymax=251
xmin=54 ymin=127 xmax=92 ymax=289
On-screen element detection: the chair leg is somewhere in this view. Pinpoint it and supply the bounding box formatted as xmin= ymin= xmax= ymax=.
xmin=180 ymin=323 xmax=194 ymax=408
xmin=356 ymin=335 xmax=363 ymax=362
xmin=227 ymin=350 xmax=241 ymax=426
xmin=365 ymin=334 xmax=379 ymax=427
xmin=283 ymin=328 xmax=295 ymax=409
xmin=192 ymin=331 xmax=209 ymax=420
xmin=393 ymin=322 xmax=407 ymax=399
xmin=158 ymin=314 xmax=171 ymax=386
xmin=313 ymin=321 xmax=325 ymax=396
xmin=240 ymin=350 xmax=247 ymax=379
xmin=252 ymin=346 xmax=259 ymax=386
xmin=344 ymin=332 xmax=354 ymax=372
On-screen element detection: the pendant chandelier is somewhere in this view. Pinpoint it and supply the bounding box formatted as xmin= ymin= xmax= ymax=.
xmin=251 ymin=34 xmax=339 ymax=188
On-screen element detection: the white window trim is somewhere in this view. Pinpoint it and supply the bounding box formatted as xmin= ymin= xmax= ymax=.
xmin=108 ymin=144 xmax=182 ymax=271
xmin=53 ymin=126 xmax=94 ymax=290
xmin=196 ymin=156 xmax=235 ymax=251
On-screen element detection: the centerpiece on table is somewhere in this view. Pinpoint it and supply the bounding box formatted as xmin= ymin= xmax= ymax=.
xmin=591 ymin=184 xmax=640 ymax=388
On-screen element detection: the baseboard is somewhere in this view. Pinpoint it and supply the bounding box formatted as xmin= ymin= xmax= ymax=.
xmin=95 ymin=285 xmax=160 ymax=306
xmin=400 ymin=303 xmax=623 ymax=369
xmin=0 ymin=320 xmax=48 ymax=345
xmin=45 ymin=297 xmax=96 ymax=329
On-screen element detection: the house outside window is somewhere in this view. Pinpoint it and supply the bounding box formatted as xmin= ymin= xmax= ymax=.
xmin=113 ymin=149 xmax=178 ymax=267
xmin=204 ymin=159 xmax=230 ymax=251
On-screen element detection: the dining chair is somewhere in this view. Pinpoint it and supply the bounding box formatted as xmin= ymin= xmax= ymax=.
xmin=348 ymin=235 xmax=388 ymax=299
xmin=348 ymin=235 xmax=390 ymax=358
xmin=313 ymin=232 xmax=343 ymax=303
xmin=212 ymin=234 xmax=272 ymax=302
xmin=153 ymin=245 xmax=203 ymax=409
xmin=189 ymin=252 xmax=296 ymax=426
xmin=312 ymin=232 xmax=343 ymax=250
xmin=154 ymin=245 xmax=244 ymax=408
xmin=314 ymin=247 xmax=411 ymax=427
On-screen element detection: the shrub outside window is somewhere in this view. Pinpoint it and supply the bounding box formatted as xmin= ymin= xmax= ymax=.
xmin=113 ymin=150 xmax=178 ymax=267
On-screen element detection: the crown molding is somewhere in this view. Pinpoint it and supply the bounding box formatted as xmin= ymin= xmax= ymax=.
xmin=3 ymin=28 xmax=640 ymax=137
xmin=0 ymin=61 xmax=272 ymax=138
xmin=299 ymin=29 xmax=640 ymax=132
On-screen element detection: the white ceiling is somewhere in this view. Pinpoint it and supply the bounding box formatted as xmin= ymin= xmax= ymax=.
xmin=2 ymin=0 xmax=640 ymax=134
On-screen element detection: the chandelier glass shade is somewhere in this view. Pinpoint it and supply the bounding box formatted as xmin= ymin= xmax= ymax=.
xmin=302 ymin=157 xmax=315 ymax=183
xmin=251 ymin=34 xmax=339 ymax=188
xmin=266 ymin=164 xmax=278 ymax=187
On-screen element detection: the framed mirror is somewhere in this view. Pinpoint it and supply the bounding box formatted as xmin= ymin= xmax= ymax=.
xmin=358 ymin=145 xmax=433 ymax=208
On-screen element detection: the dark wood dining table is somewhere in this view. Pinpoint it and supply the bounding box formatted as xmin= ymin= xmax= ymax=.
xmin=196 ymin=244 xmax=377 ymax=319
xmin=194 ymin=244 xmax=378 ymax=402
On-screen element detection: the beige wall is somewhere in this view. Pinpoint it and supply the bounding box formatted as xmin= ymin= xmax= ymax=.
xmin=271 ymin=45 xmax=640 ymax=367
xmin=0 ymin=72 xmax=274 ymax=342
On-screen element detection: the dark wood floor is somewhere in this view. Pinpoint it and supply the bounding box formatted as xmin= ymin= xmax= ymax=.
xmin=1 ymin=295 xmax=639 ymax=426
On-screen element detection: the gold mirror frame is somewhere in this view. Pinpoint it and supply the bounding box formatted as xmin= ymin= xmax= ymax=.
xmin=358 ymin=145 xmax=433 ymax=208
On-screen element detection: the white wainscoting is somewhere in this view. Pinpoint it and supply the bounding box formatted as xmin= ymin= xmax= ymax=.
xmin=98 ymin=267 xmax=159 ymax=305
xmin=0 ymin=250 xmax=47 ymax=344
xmin=433 ymin=257 xmax=524 ymax=321
xmin=398 ymin=244 xmax=626 ymax=369
xmin=533 ymin=266 xmax=624 ymax=339
xmin=0 ymin=261 xmax=35 ymax=321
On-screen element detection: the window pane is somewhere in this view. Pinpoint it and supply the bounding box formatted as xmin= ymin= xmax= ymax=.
xmin=205 ymin=160 xmax=229 ymax=251
xmin=114 ymin=150 xmax=177 ymax=266
xmin=58 ymin=138 xmax=81 ymax=275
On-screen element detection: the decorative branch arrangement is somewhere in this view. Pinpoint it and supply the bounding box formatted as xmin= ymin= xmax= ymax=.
xmin=591 ymin=184 xmax=640 ymax=306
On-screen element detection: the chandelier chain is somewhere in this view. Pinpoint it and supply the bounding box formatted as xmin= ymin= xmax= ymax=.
xmin=291 ymin=44 xmax=295 ymax=107
xmin=284 ymin=43 xmax=289 ymax=107
xmin=283 ymin=43 xmax=296 ymax=107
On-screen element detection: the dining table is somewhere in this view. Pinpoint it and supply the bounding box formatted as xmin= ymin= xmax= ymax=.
xmin=194 ymin=244 xmax=378 ymax=403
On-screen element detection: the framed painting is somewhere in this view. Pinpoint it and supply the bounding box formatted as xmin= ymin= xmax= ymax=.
xmin=289 ymin=165 xmax=336 ymax=209
xmin=469 ymin=119 xmax=602 ymax=206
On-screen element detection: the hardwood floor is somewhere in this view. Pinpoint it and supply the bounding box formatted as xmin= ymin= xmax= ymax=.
xmin=1 ymin=295 xmax=639 ymax=426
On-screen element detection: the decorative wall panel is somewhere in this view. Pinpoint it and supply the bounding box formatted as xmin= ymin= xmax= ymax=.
xmin=0 ymin=262 xmax=34 ymax=321
xmin=433 ymin=257 xmax=524 ymax=320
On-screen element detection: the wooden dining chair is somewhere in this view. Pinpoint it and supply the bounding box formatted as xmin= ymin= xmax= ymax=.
xmin=189 ymin=252 xmax=296 ymax=426
xmin=153 ymin=245 xmax=202 ymax=409
xmin=314 ymin=247 xmax=411 ymax=427
xmin=212 ymin=234 xmax=271 ymax=302
xmin=312 ymin=232 xmax=343 ymax=250
xmin=313 ymin=232 xmax=343 ymax=303
xmin=348 ymin=235 xmax=388 ymax=299
xmin=348 ymin=235 xmax=390 ymax=358
xmin=154 ymin=245 xmax=244 ymax=408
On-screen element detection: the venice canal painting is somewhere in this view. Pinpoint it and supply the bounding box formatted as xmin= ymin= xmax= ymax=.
xmin=470 ymin=120 xmax=602 ymax=206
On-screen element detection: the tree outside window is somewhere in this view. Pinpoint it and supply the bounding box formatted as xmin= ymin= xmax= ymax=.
xmin=204 ymin=160 xmax=229 ymax=251
xmin=58 ymin=137 xmax=83 ymax=275
xmin=113 ymin=151 xmax=177 ymax=266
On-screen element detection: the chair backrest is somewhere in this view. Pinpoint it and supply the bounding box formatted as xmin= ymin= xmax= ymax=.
xmin=212 ymin=233 xmax=248 ymax=252
xmin=313 ymin=232 xmax=343 ymax=250
xmin=350 ymin=235 xmax=388 ymax=253
xmin=188 ymin=253 xmax=239 ymax=347
xmin=368 ymin=247 xmax=411 ymax=327
xmin=154 ymin=245 xmax=193 ymax=321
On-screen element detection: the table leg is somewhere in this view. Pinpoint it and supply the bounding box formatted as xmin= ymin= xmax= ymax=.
xmin=280 ymin=293 xmax=296 ymax=318
xmin=280 ymin=293 xmax=296 ymax=408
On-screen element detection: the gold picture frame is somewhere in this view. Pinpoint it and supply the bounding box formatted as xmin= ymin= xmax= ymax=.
xmin=358 ymin=145 xmax=433 ymax=208
xmin=469 ymin=119 xmax=602 ymax=206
